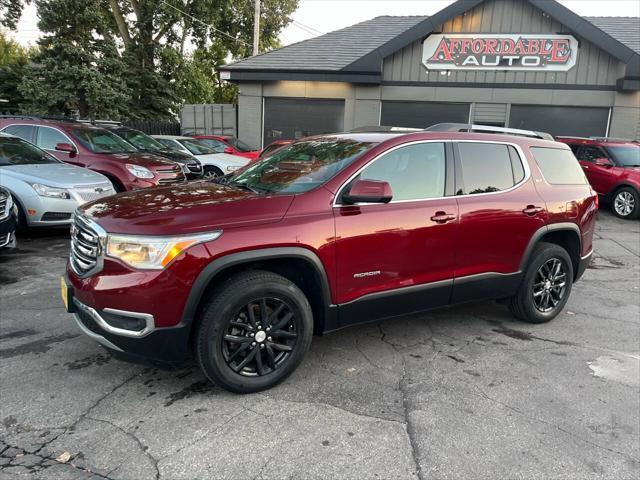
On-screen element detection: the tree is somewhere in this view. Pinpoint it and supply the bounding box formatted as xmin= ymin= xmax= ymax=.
xmin=0 ymin=30 xmax=33 ymax=112
xmin=5 ymin=0 xmax=298 ymax=119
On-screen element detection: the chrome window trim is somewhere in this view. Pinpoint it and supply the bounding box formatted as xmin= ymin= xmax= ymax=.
xmin=332 ymin=139 xmax=531 ymax=207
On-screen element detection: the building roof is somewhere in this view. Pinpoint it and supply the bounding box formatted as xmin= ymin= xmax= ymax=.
xmin=221 ymin=0 xmax=640 ymax=88
xmin=585 ymin=17 xmax=640 ymax=55
xmin=224 ymin=16 xmax=427 ymax=72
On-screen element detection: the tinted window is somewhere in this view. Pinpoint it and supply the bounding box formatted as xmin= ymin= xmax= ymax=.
xmin=0 ymin=136 xmax=59 ymax=165
xmin=37 ymin=127 xmax=69 ymax=150
xmin=531 ymin=147 xmax=587 ymax=185
xmin=606 ymin=146 xmax=640 ymax=167
xmin=227 ymin=137 xmax=253 ymax=152
xmin=229 ymin=138 xmax=375 ymax=194
xmin=358 ymin=143 xmax=446 ymax=201
xmin=3 ymin=125 xmax=36 ymax=143
xmin=178 ymin=139 xmax=217 ymax=155
xmin=155 ymin=138 xmax=180 ymax=150
xmin=458 ymin=143 xmax=516 ymax=194
xmin=197 ymin=138 xmax=225 ymax=153
xmin=115 ymin=128 xmax=166 ymax=151
xmin=578 ymin=146 xmax=607 ymax=163
xmin=72 ymin=128 xmax=137 ymax=153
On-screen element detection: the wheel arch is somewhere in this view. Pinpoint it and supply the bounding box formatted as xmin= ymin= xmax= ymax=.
xmin=609 ymin=183 xmax=639 ymax=199
xmin=520 ymin=223 xmax=582 ymax=280
xmin=183 ymin=247 xmax=337 ymax=347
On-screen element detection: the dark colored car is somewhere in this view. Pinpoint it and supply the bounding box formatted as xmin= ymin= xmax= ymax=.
xmin=193 ymin=135 xmax=260 ymax=160
xmin=103 ymin=126 xmax=204 ymax=180
xmin=0 ymin=187 xmax=18 ymax=249
xmin=0 ymin=117 xmax=186 ymax=191
xmin=62 ymin=125 xmax=597 ymax=393
xmin=556 ymin=137 xmax=640 ymax=219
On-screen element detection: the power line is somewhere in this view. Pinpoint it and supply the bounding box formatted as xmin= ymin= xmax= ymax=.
xmin=159 ymin=0 xmax=252 ymax=48
xmin=291 ymin=20 xmax=324 ymax=37
xmin=294 ymin=20 xmax=324 ymax=35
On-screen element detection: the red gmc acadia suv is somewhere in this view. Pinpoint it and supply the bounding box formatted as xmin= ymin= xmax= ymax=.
xmin=556 ymin=137 xmax=640 ymax=219
xmin=61 ymin=124 xmax=597 ymax=393
xmin=0 ymin=117 xmax=186 ymax=191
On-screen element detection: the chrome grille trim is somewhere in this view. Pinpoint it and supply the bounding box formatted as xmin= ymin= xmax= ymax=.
xmin=0 ymin=191 xmax=8 ymax=221
xmin=69 ymin=214 xmax=107 ymax=278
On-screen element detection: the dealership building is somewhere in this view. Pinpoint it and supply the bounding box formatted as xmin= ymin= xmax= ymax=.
xmin=220 ymin=0 xmax=640 ymax=148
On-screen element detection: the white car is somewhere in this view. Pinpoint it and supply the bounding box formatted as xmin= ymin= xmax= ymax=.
xmin=152 ymin=135 xmax=249 ymax=179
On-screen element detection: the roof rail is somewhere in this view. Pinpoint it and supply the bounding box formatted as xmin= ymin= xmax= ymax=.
xmin=425 ymin=123 xmax=554 ymax=141
xmin=77 ymin=119 xmax=123 ymax=126
xmin=350 ymin=125 xmax=423 ymax=133
xmin=0 ymin=114 xmax=82 ymax=122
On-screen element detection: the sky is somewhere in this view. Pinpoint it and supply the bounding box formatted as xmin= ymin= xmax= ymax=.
xmin=6 ymin=0 xmax=640 ymax=47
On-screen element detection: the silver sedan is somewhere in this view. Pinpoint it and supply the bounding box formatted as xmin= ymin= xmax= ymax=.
xmin=0 ymin=133 xmax=116 ymax=227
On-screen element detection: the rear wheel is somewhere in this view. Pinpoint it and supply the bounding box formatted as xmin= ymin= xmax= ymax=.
xmin=195 ymin=270 xmax=313 ymax=393
xmin=203 ymin=166 xmax=224 ymax=179
xmin=509 ymin=242 xmax=573 ymax=324
xmin=611 ymin=187 xmax=639 ymax=219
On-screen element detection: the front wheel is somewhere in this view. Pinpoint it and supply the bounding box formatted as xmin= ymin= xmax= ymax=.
xmin=195 ymin=270 xmax=313 ymax=393
xmin=612 ymin=187 xmax=639 ymax=219
xmin=203 ymin=166 xmax=224 ymax=179
xmin=509 ymin=242 xmax=573 ymax=324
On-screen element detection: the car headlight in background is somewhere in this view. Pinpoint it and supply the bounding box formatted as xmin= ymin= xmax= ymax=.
xmin=32 ymin=183 xmax=71 ymax=199
xmin=126 ymin=164 xmax=155 ymax=179
xmin=106 ymin=231 xmax=222 ymax=269
xmin=226 ymin=165 xmax=240 ymax=172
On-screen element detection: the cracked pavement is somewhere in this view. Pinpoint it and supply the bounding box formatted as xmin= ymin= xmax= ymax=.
xmin=1 ymin=210 xmax=639 ymax=479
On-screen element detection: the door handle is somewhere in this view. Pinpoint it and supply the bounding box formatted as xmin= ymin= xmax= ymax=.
xmin=522 ymin=205 xmax=544 ymax=216
xmin=430 ymin=211 xmax=457 ymax=223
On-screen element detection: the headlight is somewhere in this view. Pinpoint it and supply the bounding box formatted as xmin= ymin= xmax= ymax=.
xmin=106 ymin=231 xmax=222 ymax=269
xmin=226 ymin=165 xmax=240 ymax=172
xmin=126 ymin=164 xmax=155 ymax=179
xmin=5 ymin=195 xmax=13 ymax=211
xmin=32 ymin=183 xmax=70 ymax=199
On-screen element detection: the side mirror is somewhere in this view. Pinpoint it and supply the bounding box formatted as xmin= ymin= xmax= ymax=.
xmin=55 ymin=142 xmax=76 ymax=154
xmin=342 ymin=179 xmax=393 ymax=205
xmin=594 ymin=157 xmax=613 ymax=167
xmin=223 ymin=147 xmax=234 ymax=154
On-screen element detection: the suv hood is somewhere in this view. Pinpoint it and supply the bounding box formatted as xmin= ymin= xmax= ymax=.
xmin=147 ymin=148 xmax=196 ymax=164
xmin=1 ymin=164 xmax=110 ymax=187
xmin=80 ymin=182 xmax=294 ymax=235
xmin=194 ymin=153 xmax=248 ymax=167
xmin=106 ymin=152 xmax=178 ymax=170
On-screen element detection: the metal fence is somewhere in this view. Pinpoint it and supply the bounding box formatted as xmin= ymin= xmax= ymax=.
xmin=123 ymin=120 xmax=180 ymax=135
xmin=181 ymin=104 xmax=237 ymax=136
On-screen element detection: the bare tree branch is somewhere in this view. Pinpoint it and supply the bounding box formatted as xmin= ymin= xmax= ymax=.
xmin=107 ymin=0 xmax=132 ymax=46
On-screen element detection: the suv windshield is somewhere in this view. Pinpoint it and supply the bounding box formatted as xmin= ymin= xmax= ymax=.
xmin=72 ymin=128 xmax=137 ymax=154
xmin=179 ymin=139 xmax=217 ymax=156
xmin=0 ymin=136 xmax=59 ymax=165
xmin=607 ymin=146 xmax=640 ymax=167
xmin=226 ymin=138 xmax=376 ymax=194
xmin=115 ymin=128 xmax=167 ymax=152
xmin=227 ymin=137 xmax=253 ymax=152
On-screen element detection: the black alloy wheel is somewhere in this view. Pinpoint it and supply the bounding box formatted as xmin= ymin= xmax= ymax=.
xmin=222 ymin=298 xmax=299 ymax=376
xmin=196 ymin=270 xmax=313 ymax=393
xmin=532 ymin=258 xmax=567 ymax=313
xmin=203 ymin=166 xmax=224 ymax=179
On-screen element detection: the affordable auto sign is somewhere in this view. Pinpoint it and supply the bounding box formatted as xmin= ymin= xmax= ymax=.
xmin=422 ymin=34 xmax=578 ymax=71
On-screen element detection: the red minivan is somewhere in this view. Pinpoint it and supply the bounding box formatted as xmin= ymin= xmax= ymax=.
xmin=62 ymin=124 xmax=597 ymax=393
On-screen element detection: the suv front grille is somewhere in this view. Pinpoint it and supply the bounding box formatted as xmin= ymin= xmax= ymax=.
xmin=73 ymin=183 xmax=114 ymax=202
xmin=0 ymin=190 xmax=8 ymax=220
xmin=187 ymin=162 xmax=202 ymax=173
xmin=70 ymin=215 xmax=104 ymax=277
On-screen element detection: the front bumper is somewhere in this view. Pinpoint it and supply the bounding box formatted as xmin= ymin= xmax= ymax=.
xmin=23 ymin=190 xmax=113 ymax=227
xmin=63 ymin=279 xmax=191 ymax=365
xmin=0 ymin=205 xmax=18 ymax=248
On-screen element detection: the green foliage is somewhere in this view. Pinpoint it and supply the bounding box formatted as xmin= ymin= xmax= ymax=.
xmin=4 ymin=0 xmax=299 ymax=119
xmin=0 ymin=30 xmax=34 ymax=111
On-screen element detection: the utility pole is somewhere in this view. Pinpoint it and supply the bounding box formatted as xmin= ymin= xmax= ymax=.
xmin=253 ymin=0 xmax=260 ymax=56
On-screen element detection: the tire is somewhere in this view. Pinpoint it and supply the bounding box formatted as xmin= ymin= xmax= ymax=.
xmin=203 ymin=166 xmax=224 ymax=179
xmin=106 ymin=176 xmax=124 ymax=193
xmin=611 ymin=187 xmax=640 ymax=220
xmin=195 ymin=270 xmax=313 ymax=393
xmin=509 ymin=242 xmax=573 ymax=324
xmin=11 ymin=196 xmax=27 ymax=232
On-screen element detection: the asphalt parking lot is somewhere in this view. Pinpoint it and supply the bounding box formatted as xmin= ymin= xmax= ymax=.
xmin=0 ymin=210 xmax=638 ymax=480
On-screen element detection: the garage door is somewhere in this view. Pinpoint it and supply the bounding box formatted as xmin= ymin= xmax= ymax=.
xmin=263 ymin=98 xmax=345 ymax=146
xmin=509 ymin=105 xmax=610 ymax=137
xmin=381 ymin=101 xmax=471 ymax=129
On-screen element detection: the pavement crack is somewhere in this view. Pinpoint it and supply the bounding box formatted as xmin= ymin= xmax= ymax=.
xmin=400 ymin=358 xmax=423 ymax=480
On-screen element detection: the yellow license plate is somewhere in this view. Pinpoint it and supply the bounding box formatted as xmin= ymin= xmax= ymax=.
xmin=60 ymin=277 xmax=68 ymax=311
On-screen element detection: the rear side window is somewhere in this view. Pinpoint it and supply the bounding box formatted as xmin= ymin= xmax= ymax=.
xmin=2 ymin=125 xmax=36 ymax=143
xmin=530 ymin=147 xmax=587 ymax=185
xmin=457 ymin=143 xmax=522 ymax=195
xmin=198 ymin=138 xmax=225 ymax=153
